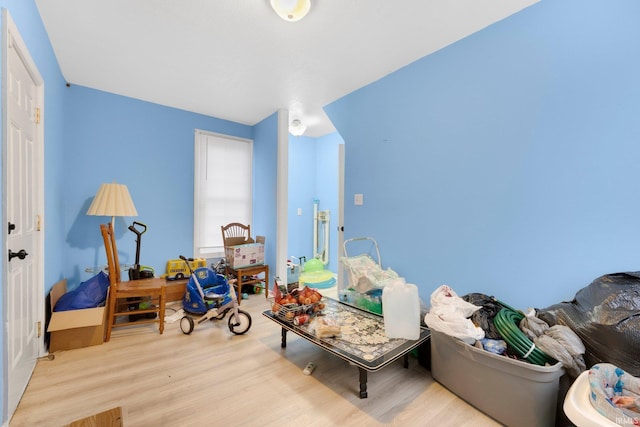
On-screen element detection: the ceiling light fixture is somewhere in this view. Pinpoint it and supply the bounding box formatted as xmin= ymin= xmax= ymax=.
xmin=270 ymin=0 xmax=311 ymax=22
xmin=289 ymin=119 xmax=307 ymax=136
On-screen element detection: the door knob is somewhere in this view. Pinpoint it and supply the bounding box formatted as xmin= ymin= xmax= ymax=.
xmin=8 ymin=249 xmax=28 ymax=262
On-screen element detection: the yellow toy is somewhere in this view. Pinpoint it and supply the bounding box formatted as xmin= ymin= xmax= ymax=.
xmin=164 ymin=258 xmax=207 ymax=280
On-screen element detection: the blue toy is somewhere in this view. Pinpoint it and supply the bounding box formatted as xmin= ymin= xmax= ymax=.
xmin=178 ymin=255 xmax=252 ymax=335
xmin=182 ymin=267 xmax=231 ymax=314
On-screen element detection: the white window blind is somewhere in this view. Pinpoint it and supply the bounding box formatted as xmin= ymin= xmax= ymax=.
xmin=194 ymin=130 xmax=253 ymax=258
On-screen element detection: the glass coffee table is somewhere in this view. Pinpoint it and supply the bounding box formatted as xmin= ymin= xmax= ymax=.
xmin=263 ymin=297 xmax=430 ymax=398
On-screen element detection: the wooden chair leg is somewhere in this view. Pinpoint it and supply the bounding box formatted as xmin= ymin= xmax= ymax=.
xmin=105 ymin=291 xmax=117 ymax=342
xmin=158 ymin=290 xmax=166 ymax=335
xmin=236 ymin=270 xmax=243 ymax=304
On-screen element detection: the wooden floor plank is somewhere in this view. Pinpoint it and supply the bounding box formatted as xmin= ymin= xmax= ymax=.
xmin=64 ymin=407 xmax=123 ymax=427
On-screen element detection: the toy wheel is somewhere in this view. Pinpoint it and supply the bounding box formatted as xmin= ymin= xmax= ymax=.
xmin=228 ymin=310 xmax=252 ymax=335
xmin=180 ymin=316 xmax=195 ymax=334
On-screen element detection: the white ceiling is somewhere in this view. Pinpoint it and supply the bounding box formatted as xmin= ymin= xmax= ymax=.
xmin=35 ymin=0 xmax=538 ymax=137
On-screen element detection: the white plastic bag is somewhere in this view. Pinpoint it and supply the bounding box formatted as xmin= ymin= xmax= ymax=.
xmin=423 ymin=285 xmax=485 ymax=344
xmin=341 ymin=254 xmax=399 ymax=293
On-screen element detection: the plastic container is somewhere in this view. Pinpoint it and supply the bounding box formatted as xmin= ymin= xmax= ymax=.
xmin=286 ymin=256 xmax=305 ymax=285
xmin=355 ymin=293 xmax=382 ymax=314
xmin=299 ymin=269 xmax=336 ymax=289
xmin=286 ymin=264 xmax=300 ymax=285
xmin=381 ymin=278 xmax=420 ymax=340
xmin=338 ymin=288 xmax=356 ymax=304
xmin=430 ymin=330 xmax=565 ymax=427
xmin=563 ymin=371 xmax=619 ymax=427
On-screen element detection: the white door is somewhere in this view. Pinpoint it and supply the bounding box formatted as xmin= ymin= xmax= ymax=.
xmin=3 ymin=10 xmax=44 ymax=419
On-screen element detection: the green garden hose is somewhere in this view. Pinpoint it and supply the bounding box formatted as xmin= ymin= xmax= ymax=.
xmin=493 ymin=303 xmax=557 ymax=366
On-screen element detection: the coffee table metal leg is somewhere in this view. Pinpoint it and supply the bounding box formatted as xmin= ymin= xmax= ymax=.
xmin=359 ymin=368 xmax=368 ymax=398
xmin=403 ymin=353 xmax=409 ymax=368
xmin=281 ymin=328 xmax=287 ymax=348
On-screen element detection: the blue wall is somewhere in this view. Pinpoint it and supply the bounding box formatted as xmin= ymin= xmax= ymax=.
xmin=252 ymin=112 xmax=278 ymax=271
xmin=288 ymin=132 xmax=343 ymax=274
xmin=62 ymin=85 xmax=253 ymax=286
xmin=288 ymin=135 xmax=317 ymax=263
xmin=326 ymin=0 xmax=640 ymax=309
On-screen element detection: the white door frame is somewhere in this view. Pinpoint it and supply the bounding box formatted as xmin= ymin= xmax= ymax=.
xmin=337 ymin=143 xmax=344 ymax=290
xmin=2 ymin=8 xmax=46 ymax=422
xmin=279 ymin=113 xmax=344 ymax=290
xmin=275 ymin=109 xmax=289 ymax=285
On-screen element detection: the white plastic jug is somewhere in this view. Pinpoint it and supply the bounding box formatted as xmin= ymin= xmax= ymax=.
xmin=382 ymin=278 xmax=420 ymax=340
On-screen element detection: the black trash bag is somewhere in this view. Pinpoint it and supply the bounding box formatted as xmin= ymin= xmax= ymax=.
xmin=462 ymin=293 xmax=505 ymax=340
xmin=538 ymin=272 xmax=640 ymax=377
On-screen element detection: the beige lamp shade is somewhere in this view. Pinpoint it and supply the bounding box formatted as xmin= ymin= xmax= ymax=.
xmin=87 ymin=183 xmax=138 ymax=219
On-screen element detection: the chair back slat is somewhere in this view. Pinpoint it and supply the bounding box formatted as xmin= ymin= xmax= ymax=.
xmin=221 ymin=223 xmax=252 ymax=247
xmin=100 ymin=223 xmax=123 ymax=286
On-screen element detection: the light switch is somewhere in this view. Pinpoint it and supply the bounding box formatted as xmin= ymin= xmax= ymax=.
xmin=297 ymin=208 xmax=302 ymax=215
xmin=354 ymin=193 xmax=364 ymax=206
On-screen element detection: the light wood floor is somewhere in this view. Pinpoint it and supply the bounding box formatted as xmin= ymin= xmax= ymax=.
xmin=10 ymin=291 xmax=502 ymax=427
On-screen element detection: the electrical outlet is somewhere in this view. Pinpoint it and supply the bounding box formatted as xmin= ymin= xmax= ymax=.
xmin=354 ymin=194 xmax=364 ymax=205
xmin=297 ymin=208 xmax=302 ymax=216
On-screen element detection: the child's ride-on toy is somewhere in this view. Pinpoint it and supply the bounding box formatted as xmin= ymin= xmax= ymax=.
xmin=179 ymin=255 xmax=252 ymax=335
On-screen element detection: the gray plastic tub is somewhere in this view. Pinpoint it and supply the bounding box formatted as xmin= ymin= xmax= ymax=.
xmin=430 ymin=330 xmax=565 ymax=427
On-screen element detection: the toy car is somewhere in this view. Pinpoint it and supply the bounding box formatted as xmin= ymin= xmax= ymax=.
xmin=164 ymin=258 xmax=207 ymax=280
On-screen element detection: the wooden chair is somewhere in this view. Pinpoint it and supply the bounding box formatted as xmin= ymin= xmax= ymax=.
xmin=221 ymin=222 xmax=253 ymax=244
xmin=221 ymin=223 xmax=269 ymax=304
xmin=100 ymin=223 xmax=166 ymax=341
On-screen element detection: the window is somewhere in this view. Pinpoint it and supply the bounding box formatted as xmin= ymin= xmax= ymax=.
xmin=194 ymin=130 xmax=253 ymax=258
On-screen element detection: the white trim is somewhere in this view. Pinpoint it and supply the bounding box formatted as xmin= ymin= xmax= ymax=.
xmin=276 ymin=110 xmax=288 ymax=285
xmin=337 ymin=143 xmax=345 ymax=290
